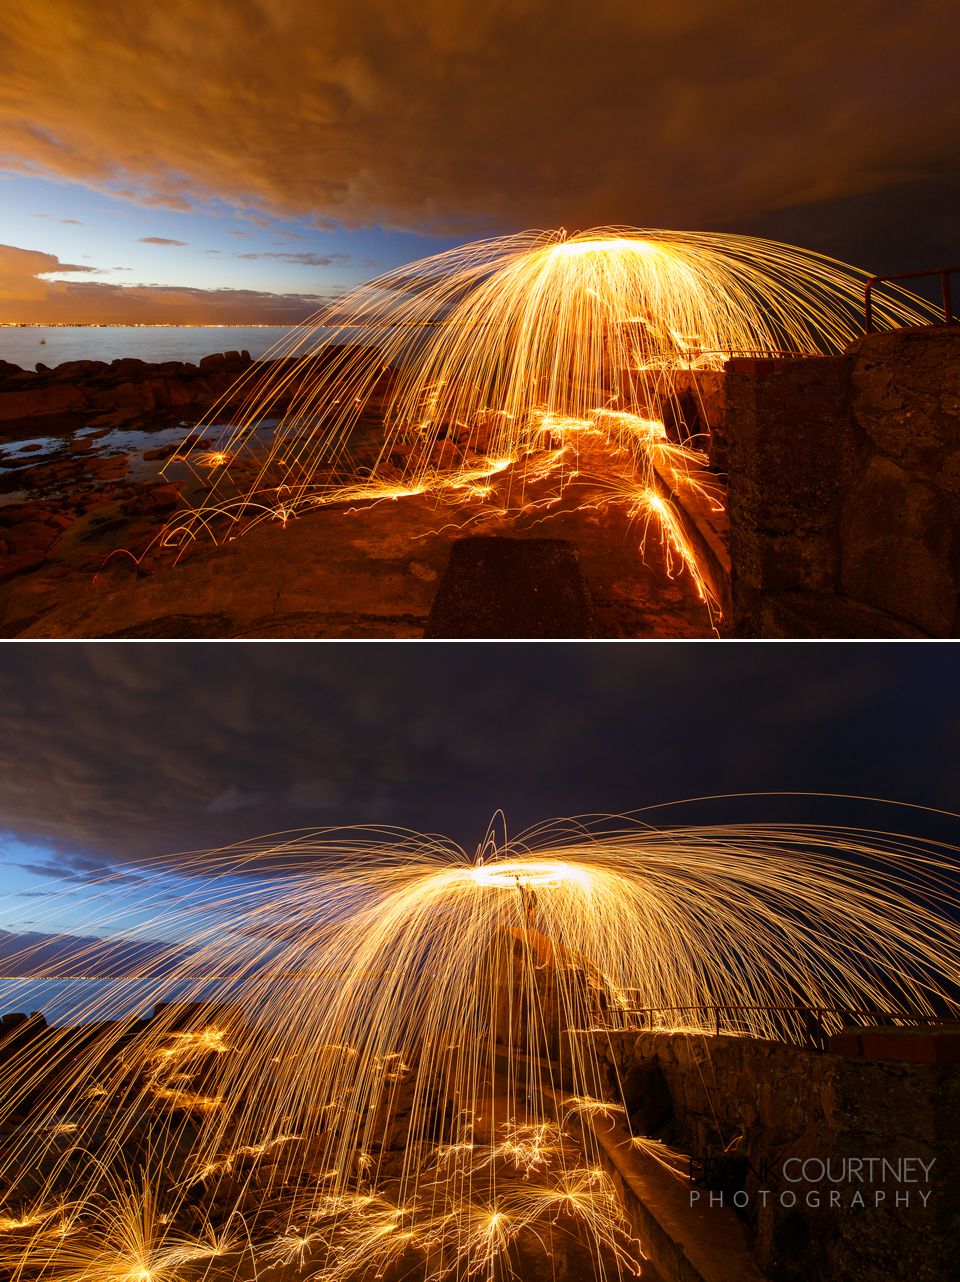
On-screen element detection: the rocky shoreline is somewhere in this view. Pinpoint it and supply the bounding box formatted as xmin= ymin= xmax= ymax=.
xmin=0 ymin=350 xmax=714 ymax=639
xmin=0 ymin=351 xmax=281 ymax=585
xmin=0 ymin=349 xmax=261 ymax=430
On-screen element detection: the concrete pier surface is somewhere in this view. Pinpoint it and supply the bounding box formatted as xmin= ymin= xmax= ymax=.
xmin=2 ymin=475 xmax=714 ymax=639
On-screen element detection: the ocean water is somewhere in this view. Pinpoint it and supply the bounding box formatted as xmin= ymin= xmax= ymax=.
xmin=0 ymin=978 xmax=228 ymax=1026
xmin=0 ymin=325 xmax=299 ymax=370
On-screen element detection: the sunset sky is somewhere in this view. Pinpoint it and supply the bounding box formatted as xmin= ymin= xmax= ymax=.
xmin=1 ymin=0 xmax=957 ymax=324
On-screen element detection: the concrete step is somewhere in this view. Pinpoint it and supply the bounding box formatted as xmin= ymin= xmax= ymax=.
xmin=548 ymin=1087 xmax=767 ymax=1282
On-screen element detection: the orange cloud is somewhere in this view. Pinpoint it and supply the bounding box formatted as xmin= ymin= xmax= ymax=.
xmin=0 ymin=244 xmax=96 ymax=301
xmin=0 ymin=0 xmax=956 ymax=243
xmin=0 ymin=243 xmax=325 ymax=322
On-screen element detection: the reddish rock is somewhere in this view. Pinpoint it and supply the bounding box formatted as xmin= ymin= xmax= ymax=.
xmin=0 ymin=503 xmax=70 ymax=574
xmin=159 ymin=378 xmax=203 ymax=408
xmin=99 ymin=381 xmax=158 ymax=412
xmin=0 ymin=383 xmax=90 ymax=421
xmin=120 ymin=482 xmax=183 ymax=517
xmin=86 ymin=408 xmax=144 ymax=429
xmin=83 ymin=454 xmax=130 ymax=482
xmin=142 ymin=432 xmax=210 ymax=462
xmin=49 ymin=359 xmax=111 ymax=382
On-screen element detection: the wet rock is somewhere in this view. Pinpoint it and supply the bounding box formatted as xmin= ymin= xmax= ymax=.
xmin=87 ymin=409 xmax=146 ymax=428
xmin=67 ymin=435 xmax=97 ymax=453
xmin=5 ymin=451 xmax=129 ymax=493
xmin=120 ymin=482 xmax=183 ymax=517
xmin=142 ymin=432 xmax=210 ymax=461
xmin=83 ymin=454 xmax=130 ymax=482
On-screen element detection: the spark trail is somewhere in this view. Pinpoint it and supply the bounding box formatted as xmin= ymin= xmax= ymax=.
xmin=1 ymin=814 xmax=958 ymax=1279
xmin=157 ymin=228 xmax=936 ymax=613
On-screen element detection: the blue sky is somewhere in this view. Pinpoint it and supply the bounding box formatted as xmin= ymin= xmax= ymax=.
xmin=0 ymin=833 xmax=185 ymax=944
xmin=1 ymin=173 xmax=459 ymax=323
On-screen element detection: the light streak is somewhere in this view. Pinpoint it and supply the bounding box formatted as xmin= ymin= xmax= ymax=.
xmin=1 ymin=812 xmax=958 ymax=1280
xmin=152 ymin=228 xmax=937 ymax=619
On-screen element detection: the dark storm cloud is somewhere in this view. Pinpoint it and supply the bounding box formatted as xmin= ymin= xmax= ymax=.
xmin=0 ymin=645 xmax=957 ymax=868
xmin=0 ymin=1 xmax=956 ymax=269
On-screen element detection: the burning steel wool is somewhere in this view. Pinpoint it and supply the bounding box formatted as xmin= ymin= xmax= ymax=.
xmin=156 ymin=228 xmax=935 ymax=612
xmin=1 ymin=816 xmax=958 ymax=1280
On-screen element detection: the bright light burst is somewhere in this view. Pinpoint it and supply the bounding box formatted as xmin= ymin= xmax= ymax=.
xmin=158 ymin=227 xmax=936 ymax=612
xmin=1 ymin=812 xmax=958 ymax=1280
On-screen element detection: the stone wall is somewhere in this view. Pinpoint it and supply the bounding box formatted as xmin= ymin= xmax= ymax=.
xmin=666 ymin=369 xmax=728 ymax=470
xmin=725 ymin=326 xmax=960 ymax=636
xmin=594 ymin=1030 xmax=960 ymax=1282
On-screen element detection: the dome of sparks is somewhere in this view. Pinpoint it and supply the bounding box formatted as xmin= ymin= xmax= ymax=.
xmin=159 ymin=225 xmax=937 ymax=605
xmin=1 ymin=815 xmax=959 ymax=1281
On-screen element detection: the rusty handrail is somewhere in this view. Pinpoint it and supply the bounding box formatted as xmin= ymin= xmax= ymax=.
xmin=864 ymin=265 xmax=960 ymax=333
xmin=603 ymin=1002 xmax=951 ymax=1049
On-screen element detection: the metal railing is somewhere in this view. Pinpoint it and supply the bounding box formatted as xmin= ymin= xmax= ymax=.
xmin=865 ymin=266 xmax=960 ymax=333
xmin=606 ymin=1002 xmax=949 ymax=1050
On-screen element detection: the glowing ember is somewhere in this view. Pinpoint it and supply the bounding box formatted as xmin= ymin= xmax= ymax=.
xmin=468 ymin=857 xmax=591 ymax=889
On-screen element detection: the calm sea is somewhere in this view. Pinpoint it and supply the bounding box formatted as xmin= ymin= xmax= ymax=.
xmin=0 ymin=978 xmax=228 ymax=1026
xmin=0 ymin=326 xmax=298 ymax=370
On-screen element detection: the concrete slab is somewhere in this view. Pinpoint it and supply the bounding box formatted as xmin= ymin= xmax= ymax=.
xmin=582 ymin=1111 xmax=767 ymax=1282
xmin=541 ymin=1079 xmax=766 ymax=1282
xmin=3 ymin=486 xmax=714 ymax=639
xmin=424 ymin=536 xmax=597 ymax=638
